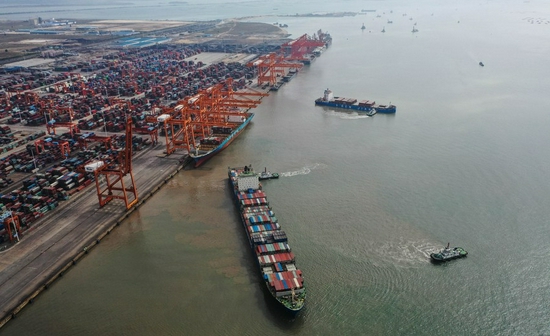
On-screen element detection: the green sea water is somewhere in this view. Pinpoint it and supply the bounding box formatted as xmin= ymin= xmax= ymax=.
xmin=3 ymin=1 xmax=550 ymax=335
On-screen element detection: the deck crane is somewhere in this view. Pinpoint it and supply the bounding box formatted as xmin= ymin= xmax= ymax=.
xmin=247 ymin=53 xmax=303 ymax=86
xmin=87 ymin=118 xmax=138 ymax=210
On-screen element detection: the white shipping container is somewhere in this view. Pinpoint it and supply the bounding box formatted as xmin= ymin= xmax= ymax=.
xmin=157 ymin=114 xmax=171 ymax=122
xmin=228 ymin=115 xmax=245 ymax=123
xmin=85 ymin=161 xmax=105 ymax=172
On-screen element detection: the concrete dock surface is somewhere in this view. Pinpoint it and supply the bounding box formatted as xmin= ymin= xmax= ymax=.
xmin=0 ymin=144 xmax=185 ymax=326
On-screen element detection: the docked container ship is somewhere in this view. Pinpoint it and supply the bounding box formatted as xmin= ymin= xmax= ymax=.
xmin=315 ymin=88 xmax=397 ymax=114
xmin=228 ymin=166 xmax=306 ymax=313
xmin=189 ymin=112 xmax=254 ymax=167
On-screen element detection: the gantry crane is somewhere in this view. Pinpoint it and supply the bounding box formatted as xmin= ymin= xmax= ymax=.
xmin=34 ymin=138 xmax=71 ymax=157
xmin=248 ymin=53 xmax=303 ymax=86
xmin=162 ymin=97 xmax=197 ymax=155
xmin=88 ymin=118 xmax=138 ymax=210
xmin=281 ymin=33 xmax=326 ymax=62
xmin=46 ymin=120 xmax=79 ymax=136
xmin=78 ymin=134 xmax=114 ymax=150
xmin=1 ymin=212 xmax=21 ymax=243
xmin=163 ymin=79 xmax=268 ymax=155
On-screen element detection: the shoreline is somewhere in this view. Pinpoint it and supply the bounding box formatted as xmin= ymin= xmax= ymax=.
xmin=0 ymin=146 xmax=191 ymax=328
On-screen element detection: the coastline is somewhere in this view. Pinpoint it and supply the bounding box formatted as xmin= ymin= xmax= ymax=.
xmin=0 ymin=146 xmax=191 ymax=328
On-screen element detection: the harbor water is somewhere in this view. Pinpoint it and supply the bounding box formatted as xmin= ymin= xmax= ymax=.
xmin=3 ymin=0 xmax=550 ymax=335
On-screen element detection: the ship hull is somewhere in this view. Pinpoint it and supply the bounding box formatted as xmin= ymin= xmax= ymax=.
xmin=315 ymin=99 xmax=396 ymax=113
xmin=190 ymin=113 xmax=254 ymax=167
xmin=228 ymin=167 xmax=306 ymax=314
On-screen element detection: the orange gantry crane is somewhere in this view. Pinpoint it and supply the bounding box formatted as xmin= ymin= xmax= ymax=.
xmin=88 ymin=118 xmax=138 ymax=210
xmin=247 ymin=53 xmax=303 ymax=86
xmin=2 ymin=212 xmax=21 ymax=243
xmin=78 ymin=134 xmax=114 ymax=150
xmin=0 ymin=92 xmax=10 ymax=109
xmin=162 ymin=79 xmax=267 ymax=155
xmin=35 ymin=138 xmax=71 ymax=157
xmin=24 ymin=91 xmax=40 ymax=105
xmin=281 ymin=33 xmax=326 ymax=62
xmin=46 ymin=120 xmax=79 ymax=136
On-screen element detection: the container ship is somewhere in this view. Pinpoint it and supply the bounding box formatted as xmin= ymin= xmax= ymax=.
xmin=189 ymin=112 xmax=254 ymax=167
xmin=315 ymin=88 xmax=396 ymax=114
xmin=228 ymin=166 xmax=306 ymax=313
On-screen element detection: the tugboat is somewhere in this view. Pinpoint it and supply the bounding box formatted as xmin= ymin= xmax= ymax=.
xmin=430 ymin=243 xmax=468 ymax=262
xmin=258 ymin=167 xmax=280 ymax=180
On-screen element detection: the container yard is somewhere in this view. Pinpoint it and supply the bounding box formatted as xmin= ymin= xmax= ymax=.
xmin=0 ymin=21 xmax=331 ymax=328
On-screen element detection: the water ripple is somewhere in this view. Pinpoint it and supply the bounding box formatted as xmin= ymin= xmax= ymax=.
xmin=280 ymin=163 xmax=328 ymax=177
xmin=324 ymin=110 xmax=373 ymax=119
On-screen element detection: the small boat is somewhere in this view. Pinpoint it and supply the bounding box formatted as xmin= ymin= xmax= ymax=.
xmin=259 ymin=167 xmax=280 ymax=180
xmin=361 ymin=23 xmax=366 ymax=30
xmin=412 ymin=26 xmax=418 ymax=33
xmin=479 ymin=62 xmax=484 ymax=67
xmin=381 ymin=26 xmax=385 ymax=33
xmin=430 ymin=243 xmax=468 ymax=262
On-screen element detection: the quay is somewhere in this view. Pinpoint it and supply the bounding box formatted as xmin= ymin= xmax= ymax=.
xmin=0 ymin=146 xmax=189 ymax=328
xmin=0 ymin=19 xmax=332 ymax=329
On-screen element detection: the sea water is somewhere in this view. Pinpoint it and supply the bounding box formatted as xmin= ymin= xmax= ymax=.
xmin=3 ymin=0 xmax=550 ymax=335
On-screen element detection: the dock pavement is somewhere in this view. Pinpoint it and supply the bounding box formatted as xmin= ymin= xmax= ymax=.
xmin=0 ymin=143 xmax=188 ymax=328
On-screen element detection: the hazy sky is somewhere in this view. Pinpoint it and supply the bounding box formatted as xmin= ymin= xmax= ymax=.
xmin=5 ymin=0 xmax=268 ymax=4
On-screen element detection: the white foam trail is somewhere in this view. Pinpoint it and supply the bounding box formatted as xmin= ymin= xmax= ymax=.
xmin=280 ymin=163 xmax=327 ymax=177
xmin=372 ymin=239 xmax=444 ymax=267
xmin=324 ymin=110 xmax=372 ymax=120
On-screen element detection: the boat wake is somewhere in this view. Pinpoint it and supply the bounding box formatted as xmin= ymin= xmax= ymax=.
xmin=324 ymin=110 xmax=372 ymax=120
xmin=280 ymin=163 xmax=327 ymax=177
xmin=372 ymin=239 xmax=443 ymax=267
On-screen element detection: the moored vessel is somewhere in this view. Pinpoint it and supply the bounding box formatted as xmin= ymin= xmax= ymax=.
xmin=189 ymin=112 xmax=254 ymax=167
xmin=228 ymin=166 xmax=305 ymax=313
xmin=315 ymin=88 xmax=396 ymax=113
xmin=430 ymin=243 xmax=468 ymax=262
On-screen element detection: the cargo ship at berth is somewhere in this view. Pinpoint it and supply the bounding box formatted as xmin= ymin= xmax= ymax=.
xmin=189 ymin=112 xmax=254 ymax=167
xmin=315 ymin=88 xmax=396 ymax=113
xmin=228 ymin=166 xmax=306 ymax=313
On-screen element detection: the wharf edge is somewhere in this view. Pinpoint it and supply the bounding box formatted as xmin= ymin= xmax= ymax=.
xmin=0 ymin=153 xmax=192 ymax=329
